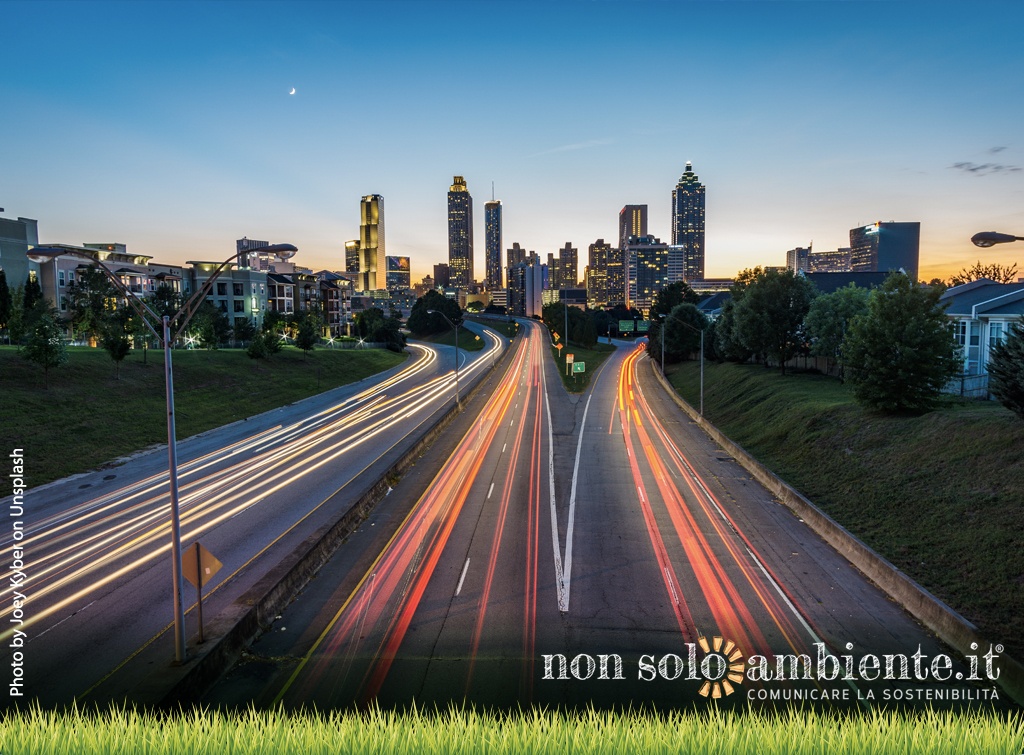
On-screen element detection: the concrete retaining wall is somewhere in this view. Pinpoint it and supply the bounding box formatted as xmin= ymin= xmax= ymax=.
xmin=650 ymin=360 xmax=1024 ymax=706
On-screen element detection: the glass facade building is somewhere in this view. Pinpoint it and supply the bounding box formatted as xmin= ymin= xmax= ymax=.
xmin=671 ymin=161 xmax=705 ymax=281
xmin=448 ymin=176 xmax=474 ymax=288
xmin=484 ymin=200 xmax=502 ymax=292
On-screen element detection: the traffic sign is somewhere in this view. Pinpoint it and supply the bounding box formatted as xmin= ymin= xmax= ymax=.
xmin=555 ymin=343 xmax=563 ymax=351
xmin=183 ymin=542 xmax=222 ymax=644
xmin=183 ymin=542 xmax=222 ymax=588
xmin=573 ymin=362 xmax=586 ymax=373
xmin=618 ymin=320 xmax=635 ymax=333
xmin=565 ymin=353 xmax=574 ymax=363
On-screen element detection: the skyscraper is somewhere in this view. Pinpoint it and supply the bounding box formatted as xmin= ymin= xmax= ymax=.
xmin=558 ymin=242 xmax=578 ymax=289
xmin=625 ymin=235 xmax=668 ymax=312
xmin=587 ymin=238 xmax=612 ymax=307
xmin=671 ymin=161 xmax=705 ymax=281
xmin=850 ymin=222 xmax=920 ymax=282
xmin=358 ymin=194 xmax=385 ymax=291
xmin=484 ymin=199 xmax=502 ymax=292
xmin=344 ymin=240 xmax=360 ymax=274
xmin=448 ymin=176 xmax=474 ymax=288
xmin=619 ymin=205 xmax=648 ymax=252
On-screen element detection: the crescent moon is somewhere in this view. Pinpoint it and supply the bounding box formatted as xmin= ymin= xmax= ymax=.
xmin=289 ymin=87 xmax=296 ymax=95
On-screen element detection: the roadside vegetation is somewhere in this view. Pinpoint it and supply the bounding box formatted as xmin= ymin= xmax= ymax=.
xmin=667 ymin=360 xmax=1024 ymax=660
xmin=2 ymin=705 xmax=1021 ymax=755
xmin=0 ymin=345 xmax=406 ymax=487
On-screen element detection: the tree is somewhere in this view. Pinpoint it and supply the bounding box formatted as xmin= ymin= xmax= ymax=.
xmin=842 ymin=272 xmax=961 ymax=413
xmin=99 ymin=310 xmax=132 ymax=379
xmin=649 ymin=280 xmax=699 ymax=320
xmin=22 ymin=275 xmax=43 ymax=311
xmin=295 ymin=315 xmax=319 ymax=357
xmin=20 ymin=306 xmax=68 ymax=387
xmin=189 ymin=300 xmax=232 ymax=349
xmin=713 ymin=298 xmax=750 ymax=363
xmin=407 ymin=290 xmax=462 ymax=336
xmin=66 ymin=266 xmax=117 ymax=343
xmin=648 ymin=303 xmax=708 ymax=364
xmin=733 ymin=268 xmax=816 ymax=374
xmin=803 ymin=283 xmax=870 ymax=376
xmin=246 ymin=330 xmax=271 ymax=367
xmin=234 ymin=318 xmax=257 ymax=345
xmin=948 ymin=260 xmax=1019 ymax=287
xmin=6 ymin=285 xmax=26 ymax=345
xmin=988 ymin=317 xmax=1024 ymax=420
xmin=0 ymin=270 xmax=11 ymax=340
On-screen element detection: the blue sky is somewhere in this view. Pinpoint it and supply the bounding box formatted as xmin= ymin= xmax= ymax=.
xmin=4 ymin=1 xmax=1024 ymax=282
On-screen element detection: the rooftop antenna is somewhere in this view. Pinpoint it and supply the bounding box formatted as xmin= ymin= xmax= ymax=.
xmin=491 ymin=181 xmax=495 ymax=201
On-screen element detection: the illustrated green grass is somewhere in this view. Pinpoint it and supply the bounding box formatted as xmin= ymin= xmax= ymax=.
xmin=0 ymin=345 xmax=407 ymax=487
xmin=0 ymin=705 xmax=1020 ymax=755
xmin=667 ymin=360 xmax=1024 ymax=661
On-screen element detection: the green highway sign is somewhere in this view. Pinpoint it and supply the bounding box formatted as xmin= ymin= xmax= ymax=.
xmin=572 ymin=362 xmax=586 ymax=373
xmin=637 ymin=320 xmax=650 ymax=332
xmin=618 ymin=320 xmax=635 ymax=333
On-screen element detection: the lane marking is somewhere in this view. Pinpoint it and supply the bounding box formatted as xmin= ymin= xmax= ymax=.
xmin=456 ymin=558 xmax=471 ymax=596
xmin=560 ymin=388 xmax=594 ymax=612
xmin=502 ymin=443 xmax=507 ymax=453
xmin=664 ymin=567 xmax=680 ymax=605
xmin=487 ymin=482 xmax=494 ymax=500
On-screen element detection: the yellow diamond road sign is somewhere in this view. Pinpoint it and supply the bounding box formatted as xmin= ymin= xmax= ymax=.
xmin=183 ymin=543 xmax=223 ymax=589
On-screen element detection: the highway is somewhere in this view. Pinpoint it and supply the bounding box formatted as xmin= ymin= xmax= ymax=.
xmin=207 ymin=327 xmax=994 ymax=711
xmin=0 ymin=325 xmax=505 ymax=706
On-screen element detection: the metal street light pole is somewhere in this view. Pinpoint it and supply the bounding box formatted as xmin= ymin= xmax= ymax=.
xmin=427 ymin=309 xmax=461 ymax=407
xmin=28 ymin=242 xmax=296 ymax=664
xmin=659 ymin=310 xmax=706 ymax=417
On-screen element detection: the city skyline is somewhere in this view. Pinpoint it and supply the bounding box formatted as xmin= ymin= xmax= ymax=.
xmin=3 ymin=1 xmax=1024 ymax=285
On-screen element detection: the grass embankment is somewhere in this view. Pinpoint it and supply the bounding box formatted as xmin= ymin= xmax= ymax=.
xmin=667 ymin=361 xmax=1024 ymax=659
xmin=548 ymin=341 xmax=616 ymax=393
xmin=415 ymin=327 xmax=486 ymax=352
xmin=465 ymin=315 xmax=520 ymax=340
xmin=1 ymin=706 xmax=1021 ymax=755
xmin=0 ymin=345 xmax=407 ymax=487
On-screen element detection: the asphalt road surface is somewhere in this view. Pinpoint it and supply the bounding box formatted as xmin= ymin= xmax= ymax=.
xmin=207 ymin=328 xmax=1007 ymax=712
xmin=0 ymin=324 xmax=505 ymax=707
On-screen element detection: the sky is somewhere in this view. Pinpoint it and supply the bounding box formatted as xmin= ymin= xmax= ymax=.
xmin=3 ymin=0 xmax=1024 ymax=284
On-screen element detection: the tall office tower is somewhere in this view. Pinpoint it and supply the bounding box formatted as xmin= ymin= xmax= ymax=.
xmin=547 ymin=252 xmax=560 ymax=290
xmin=786 ymin=246 xmax=812 ymax=273
xmin=507 ymin=254 xmax=544 ymax=317
xmin=850 ymin=222 xmax=920 ymax=281
xmin=606 ymin=245 xmax=626 ymax=306
xmin=484 ymin=200 xmax=502 ymax=292
xmin=448 ymin=176 xmax=474 ymax=288
xmin=358 ymin=194 xmax=385 ymax=291
xmin=434 ymin=263 xmax=451 ymax=288
xmin=619 ymin=205 xmax=648 ymax=251
xmin=507 ymin=242 xmax=527 ymax=269
xmin=558 ymin=242 xmax=578 ymax=288
xmin=625 ymin=235 xmax=668 ymax=312
xmin=345 ymin=240 xmax=361 ymax=274
xmin=587 ymin=239 xmax=612 ymax=307
xmin=671 ymin=161 xmax=706 ymax=281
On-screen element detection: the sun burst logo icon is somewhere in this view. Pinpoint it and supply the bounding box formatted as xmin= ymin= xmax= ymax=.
xmin=697 ymin=635 xmax=745 ymax=698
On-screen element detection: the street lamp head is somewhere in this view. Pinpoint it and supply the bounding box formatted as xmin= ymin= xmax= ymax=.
xmin=427 ymin=309 xmax=437 ymax=314
xmin=263 ymin=243 xmax=298 ymax=260
xmin=971 ymin=231 xmax=1021 ymax=248
xmin=26 ymin=246 xmax=76 ymax=264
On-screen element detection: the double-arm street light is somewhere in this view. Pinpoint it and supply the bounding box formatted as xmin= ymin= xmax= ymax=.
xmin=427 ymin=309 xmax=460 ymax=407
xmin=27 ymin=242 xmax=297 ymax=664
xmin=658 ymin=311 xmax=705 ymax=417
xmin=972 ymin=231 xmax=1023 ymax=248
